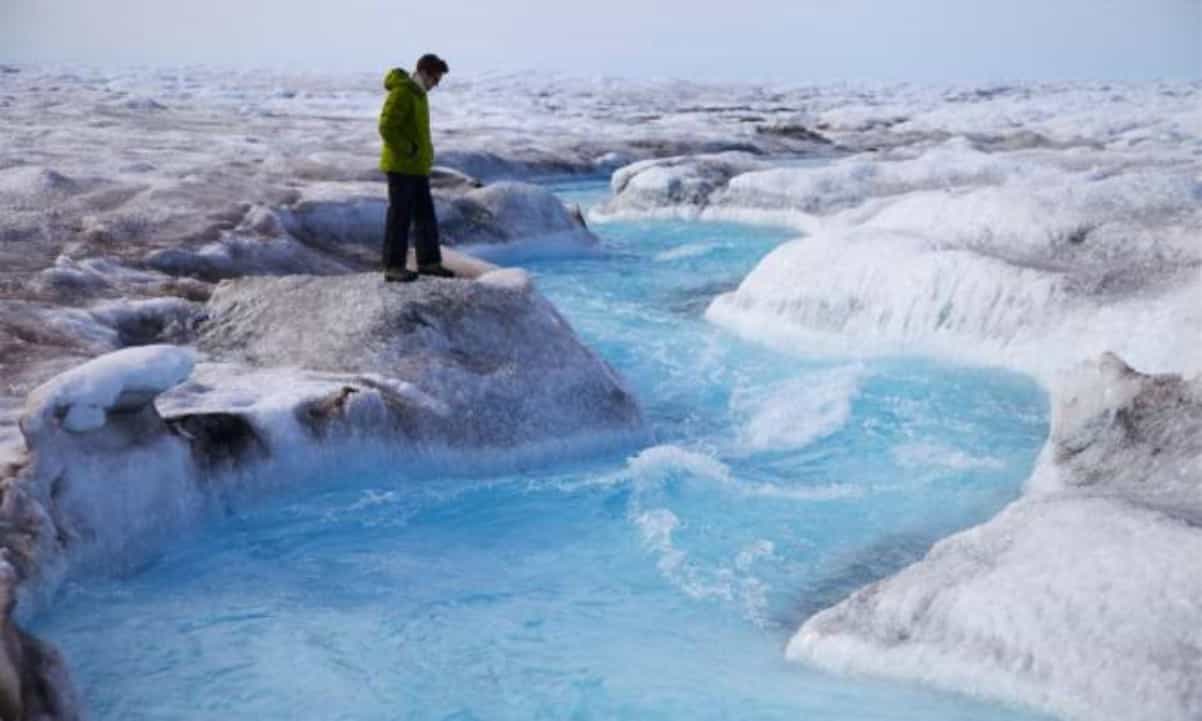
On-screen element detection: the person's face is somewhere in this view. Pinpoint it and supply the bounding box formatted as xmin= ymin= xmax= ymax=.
xmin=425 ymin=71 xmax=444 ymax=90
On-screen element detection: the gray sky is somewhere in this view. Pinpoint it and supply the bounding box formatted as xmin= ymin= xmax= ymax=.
xmin=3 ymin=0 xmax=1200 ymax=82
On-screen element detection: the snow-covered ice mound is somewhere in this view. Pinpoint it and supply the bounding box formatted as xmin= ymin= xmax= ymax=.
xmin=705 ymin=224 xmax=1200 ymax=379
xmin=593 ymin=138 xmax=1202 ymax=378
xmin=280 ymin=179 xmax=596 ymax=264
xmin=596 ymin=152 xmax=770 ymax=218
xmin=8 ymin=346 xmax=202 ymax=582
xmin=788 ymin=355 xmax=1202 ymax=721
xmin=446 ymin=181 xmax=595 ymax=247
xmin=193 ymin=270 xmax=641 ymax=451
xmin=21 ymin=345 xmax=195 ymax=437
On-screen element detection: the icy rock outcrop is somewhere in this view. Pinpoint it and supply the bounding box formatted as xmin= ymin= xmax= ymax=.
xmin=144 ymin=229 xmax=352 ymax=281
xmin=193 ymin=271 xmax=640 ymax=450
xmin=27 ymin=256 xmax=204 ymax=302
xmin=435 ymin=148 xmax=588 ymax=182
xmin=598 ymin=152 xmax=769 ymax=217
xmin=1037 ymin=353 xmax=1202 ymax=515
xmin=441 ymin=181 xmax=595 ymax=247
xmin=788 ymin=354 xmax=1202 ymax=721
xmin=278 ymin=177 xmax=595 ymax=265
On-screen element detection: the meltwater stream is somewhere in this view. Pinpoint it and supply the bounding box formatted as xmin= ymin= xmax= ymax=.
xmin=32 ymin=179 xmax=1051 ymax=721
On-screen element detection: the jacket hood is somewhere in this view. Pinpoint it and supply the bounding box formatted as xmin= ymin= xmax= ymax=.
xmin=384 ymin=67 xmax=421 ymax=93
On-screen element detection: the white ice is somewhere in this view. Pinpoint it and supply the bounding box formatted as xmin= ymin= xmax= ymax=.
xmin=21 ymin=345 xmax=195 ymax=435
xmin=2 ymin=66 xmax=1201 ymax=721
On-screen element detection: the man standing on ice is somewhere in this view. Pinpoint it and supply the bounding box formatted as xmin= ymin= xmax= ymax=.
xmin=378 ymin=53 xmax=454 ymax=282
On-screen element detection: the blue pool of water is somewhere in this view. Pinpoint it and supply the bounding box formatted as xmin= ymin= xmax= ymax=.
xmin=31 ymin=179 xmax=1051 ymax=720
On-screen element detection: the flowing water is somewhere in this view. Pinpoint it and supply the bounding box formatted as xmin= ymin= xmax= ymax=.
xmin=32 ymin=179 xmax=1051 ymax=721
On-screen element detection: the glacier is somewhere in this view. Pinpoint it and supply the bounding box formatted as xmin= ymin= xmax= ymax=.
xmin=1 ymin=65 xmax=1200 ymax=720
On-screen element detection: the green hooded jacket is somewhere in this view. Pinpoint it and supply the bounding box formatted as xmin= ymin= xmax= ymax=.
xmin=378 ymin=68 xmax=433 ymax=175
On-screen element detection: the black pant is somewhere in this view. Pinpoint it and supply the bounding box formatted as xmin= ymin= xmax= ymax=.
xmin=383 ymin=173 xmax=442 ymax=269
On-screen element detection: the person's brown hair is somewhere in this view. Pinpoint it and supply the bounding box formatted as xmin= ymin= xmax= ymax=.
xmin=416 ymin=54 xmax=449 ymax=76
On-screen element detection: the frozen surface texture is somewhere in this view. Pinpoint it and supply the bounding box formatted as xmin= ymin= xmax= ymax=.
xmin=1 ymin=66 xmax=1200 ymax=720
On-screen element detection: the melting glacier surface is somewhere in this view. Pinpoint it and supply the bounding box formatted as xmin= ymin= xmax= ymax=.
xmin=31 ymin=179 xmax=1051 ymax=720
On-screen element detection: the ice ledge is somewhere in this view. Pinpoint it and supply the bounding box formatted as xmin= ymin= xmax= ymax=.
xmin=20 ymin=346 xmax=195 ymax=437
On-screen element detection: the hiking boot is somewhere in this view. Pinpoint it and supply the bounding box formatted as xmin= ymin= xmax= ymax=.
xmin=384 ymin=267 xmax=418 ymax=283
xmin=418 ymin=263 xmax=455 ymax=278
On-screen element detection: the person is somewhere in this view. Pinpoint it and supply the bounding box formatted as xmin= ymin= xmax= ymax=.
xmin=378 ymin=53 xmax=455 ymax=282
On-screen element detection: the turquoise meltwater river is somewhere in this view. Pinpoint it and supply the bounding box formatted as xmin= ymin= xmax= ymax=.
xmin=31 ymin=179 xmax=1051 ymax=721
